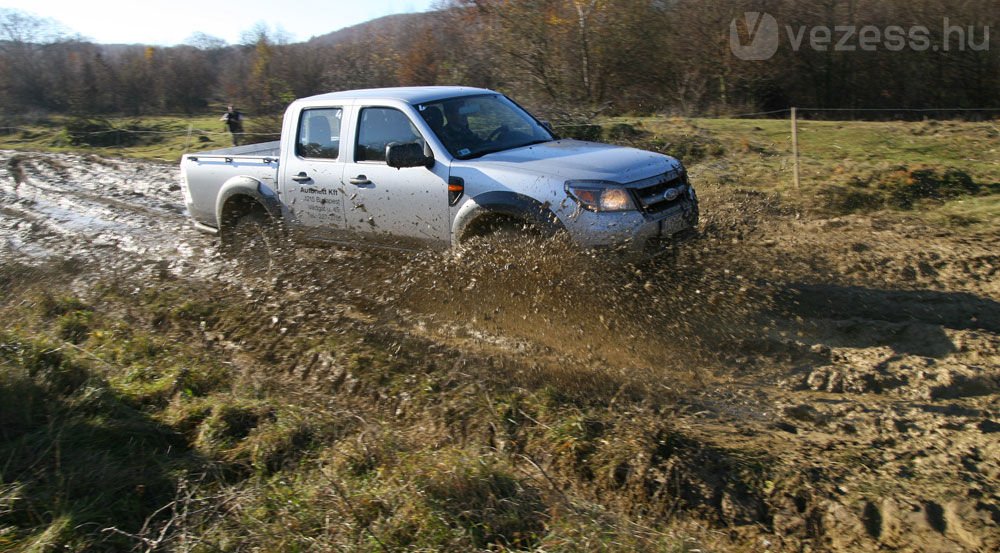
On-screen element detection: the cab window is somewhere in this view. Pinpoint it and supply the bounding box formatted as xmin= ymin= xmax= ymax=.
xmin=296 ymin=108 xmax=342 ymax=159
xmin=355 ymin=107 xmax=422 ymax=162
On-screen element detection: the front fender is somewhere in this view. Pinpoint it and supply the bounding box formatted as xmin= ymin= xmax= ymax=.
xmin=452 ymin=191 xmax=564 ymax=246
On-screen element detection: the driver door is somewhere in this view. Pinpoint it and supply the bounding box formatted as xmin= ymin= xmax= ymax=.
xmin=341 ymin=106 xmax=450 ymax=248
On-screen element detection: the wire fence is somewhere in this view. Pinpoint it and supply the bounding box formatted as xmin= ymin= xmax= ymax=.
xmin=726 ymin=107 xmax=1000 ymax=119
xmin=0 ymin=124 xmax=282 ymax=155
xmin=2 ymin=108 xmax=997 ymax=189
xmin=1 ymin=106 xmax=996 ymax=140
xmin=0 ymin=127 xmax=282 ymax=138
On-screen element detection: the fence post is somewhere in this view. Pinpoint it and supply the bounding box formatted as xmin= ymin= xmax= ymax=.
xmin=791 ymin=107 xmax=801 ymax=190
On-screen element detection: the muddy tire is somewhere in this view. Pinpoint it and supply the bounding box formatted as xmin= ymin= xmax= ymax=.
xmin=458 ymin=218 xmax=578 ymax=273
xmin=481 ymin=218 xmax=534 ymax=242
xmin=222 ymin=210 xmax=284 ymax=275
xmin=459 ymin=217 xmax=535 ymax=254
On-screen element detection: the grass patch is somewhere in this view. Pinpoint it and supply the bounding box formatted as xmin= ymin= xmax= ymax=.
xmin=417 ymin=450 xmax=547 ymax=549
xmin=0 ymin=269 xmax=737 ymax=551
xmin=0 ymin=114 xmax=236 ymax=161
xmin=822 ymin=165 xmax=987 ymax=214
xmin=0 ymin=333 xmax=196 ymax=551
xmin=585 ymin=116 xmax=1000 ymax=232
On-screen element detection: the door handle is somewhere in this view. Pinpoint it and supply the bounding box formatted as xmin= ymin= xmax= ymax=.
xmin=291 ymin=171 xmax=312 ymax=183
xmin=349 ymin=175 xmax=372 ymax=185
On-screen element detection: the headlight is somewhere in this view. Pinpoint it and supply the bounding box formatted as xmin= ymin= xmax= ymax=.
xmin=565 ymin=181 xmax=636 ymax=212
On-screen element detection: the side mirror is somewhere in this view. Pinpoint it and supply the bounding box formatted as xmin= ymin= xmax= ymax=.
xmin=386 ymin=142 xmax=434 ymax=169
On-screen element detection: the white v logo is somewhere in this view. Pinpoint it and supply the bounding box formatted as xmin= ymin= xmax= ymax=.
xmin=730 ymin=12 xmax=780 ymax=61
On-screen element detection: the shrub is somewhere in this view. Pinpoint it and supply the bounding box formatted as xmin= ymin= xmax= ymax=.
xmin=605 ymin=123 xmax=647 ymax=141
xmin=645 ymin=133 xmax=725 ymax=163
xmin=820 ymin=186 xmax=886 ymax=214
xmin=555 ymin=124 xmax=602 ymax=141
xmin=881 ymin=166 xmax=979 ymax=208
xmin=64 ymin=118 xmax=167 ymax=147
xmin=823 ymin=166 xmax=984 ymax=213
xmin=65 ymin=118 xmax=138 ymax=147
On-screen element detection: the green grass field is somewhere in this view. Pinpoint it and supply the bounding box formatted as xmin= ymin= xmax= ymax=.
xmin=0 ymin=115 xmax=278 ymax=161
xmin=3 ymin=114 xmax=996 ymax=172
xmin=611 ymin=116 xmax=1000 ymax=231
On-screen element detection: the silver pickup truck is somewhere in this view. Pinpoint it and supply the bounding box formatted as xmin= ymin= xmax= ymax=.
xmin=180 ymin=86 xmax=698 ymax=254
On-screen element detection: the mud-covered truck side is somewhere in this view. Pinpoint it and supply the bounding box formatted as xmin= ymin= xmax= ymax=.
xmin=180 ymin=86 xmax=698 ymax=253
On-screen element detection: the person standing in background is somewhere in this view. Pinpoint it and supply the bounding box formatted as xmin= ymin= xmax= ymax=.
xmin=221 ymin=105 xmax=244 ymax=146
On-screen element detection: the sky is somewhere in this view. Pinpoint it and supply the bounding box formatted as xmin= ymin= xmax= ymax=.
xmin=0 ymin=0 xmax=439 ymax=45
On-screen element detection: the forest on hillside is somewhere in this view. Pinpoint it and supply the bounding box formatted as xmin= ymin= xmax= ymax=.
xmin=0 ymin=0 xmax=996 ymax=120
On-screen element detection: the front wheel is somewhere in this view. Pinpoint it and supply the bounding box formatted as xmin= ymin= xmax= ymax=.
xmin=458 ymin=215 xmax=574 ymax=264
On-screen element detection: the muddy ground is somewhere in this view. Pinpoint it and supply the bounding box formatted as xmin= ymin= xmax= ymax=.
xmin=1 ymin=149 xmax=997 ymax=551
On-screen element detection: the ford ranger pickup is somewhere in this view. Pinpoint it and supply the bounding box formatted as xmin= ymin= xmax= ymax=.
xmin=180 ymin=86 xmax=699 ymax=254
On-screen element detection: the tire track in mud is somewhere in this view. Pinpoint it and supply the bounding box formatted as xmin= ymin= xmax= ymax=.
xmin=0 ymin=151 xmax=215 ymax=276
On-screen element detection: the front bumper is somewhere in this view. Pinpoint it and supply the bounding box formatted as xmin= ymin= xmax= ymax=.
xmin=563 ymin=197 xmax=699 ymax=252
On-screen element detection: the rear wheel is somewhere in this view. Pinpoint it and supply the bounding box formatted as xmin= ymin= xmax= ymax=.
xmin=222 ymin=210 xmax=284 ymax=275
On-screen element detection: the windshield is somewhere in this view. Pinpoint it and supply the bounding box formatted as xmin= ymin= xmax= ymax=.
xmin=416 ymin=94 xmax=554 ymax=159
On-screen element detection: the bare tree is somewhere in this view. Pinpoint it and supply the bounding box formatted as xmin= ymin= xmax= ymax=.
xmin=0 ymin=2 xmax=996 ymax=119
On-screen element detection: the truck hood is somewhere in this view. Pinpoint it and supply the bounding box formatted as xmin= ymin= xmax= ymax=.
xmin=468 ymin=140 xmax=680 ymax=183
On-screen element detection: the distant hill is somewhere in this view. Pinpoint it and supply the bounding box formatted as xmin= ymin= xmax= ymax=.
xmin=307 ymin=12 xmax=438 ymax=47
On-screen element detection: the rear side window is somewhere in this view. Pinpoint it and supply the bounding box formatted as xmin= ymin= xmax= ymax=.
xmin=296 ymin=108 xmax=342 ymax=159
xmin=355 ymin=107 xmax=422 ymax=162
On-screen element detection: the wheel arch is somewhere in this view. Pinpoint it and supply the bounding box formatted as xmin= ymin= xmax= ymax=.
xmin=452 ymin=191 xmax=565 ymax=245
xmin=216 ymin=177 xmax=283 ymax=234
xmin=216 ymin=177 xmax=283 ymax=243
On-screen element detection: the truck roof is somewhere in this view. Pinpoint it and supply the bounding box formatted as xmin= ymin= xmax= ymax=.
xmin=298 ymin=86 xmax=496 ymax=106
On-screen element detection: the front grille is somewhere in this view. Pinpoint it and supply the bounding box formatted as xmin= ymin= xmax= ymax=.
xmin=633 ymin=173 xmax=689 ymax=215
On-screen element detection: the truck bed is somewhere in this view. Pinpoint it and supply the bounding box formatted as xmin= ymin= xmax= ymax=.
xmin=190 ymin=140 xmax=281 ymax=158
xmin=181 ymin=140 xmax=282 ymax=229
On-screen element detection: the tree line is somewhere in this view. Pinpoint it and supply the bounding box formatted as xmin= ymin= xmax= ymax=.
xmin=1 ymin=0 xmax=996 ymax=122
